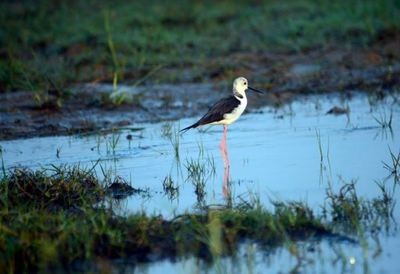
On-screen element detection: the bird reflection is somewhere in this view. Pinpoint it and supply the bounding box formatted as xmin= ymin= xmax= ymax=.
xmin=180 ymin=77 xmax=264 ymax=205
xmin=219 ymin=125 xmax=231 ymax=204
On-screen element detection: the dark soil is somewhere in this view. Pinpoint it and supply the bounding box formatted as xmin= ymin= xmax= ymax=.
xmin=1 ymin=33 xmax=399 ymax=140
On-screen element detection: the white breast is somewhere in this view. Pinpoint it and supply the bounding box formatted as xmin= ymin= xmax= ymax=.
xmin=212 ymin=96 xmax=247 ymax=125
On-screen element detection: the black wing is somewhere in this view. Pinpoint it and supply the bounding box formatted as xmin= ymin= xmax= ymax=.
xmin=181 ymin=96 xmax=240 ymax=132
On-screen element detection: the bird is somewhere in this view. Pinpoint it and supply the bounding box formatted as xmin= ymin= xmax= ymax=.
xmin=180 ymin=77 xmax=263 ymax=158
xmin=180 ymin=77 xmax=263 ymax=134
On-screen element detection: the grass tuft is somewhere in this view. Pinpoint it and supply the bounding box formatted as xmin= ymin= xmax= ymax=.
xmin=162 ymin=175 xmax=179 ymax=200
xmin=323 ymin=177 xmax=395 ymax=233
xmin=0 ymin=166 xmax=104 ymax=211
xmin=382 ymin=147 xmax=400 ymax=184
xmin=373 ymin=109 xmax=393 ymax=129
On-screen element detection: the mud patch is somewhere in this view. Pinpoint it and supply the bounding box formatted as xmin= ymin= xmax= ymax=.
xmin=1 ymin=35 xmax=400 ymax=140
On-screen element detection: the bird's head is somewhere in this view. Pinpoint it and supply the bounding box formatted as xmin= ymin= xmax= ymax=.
xmin=233 ymin=77 xmax=263 ymax=97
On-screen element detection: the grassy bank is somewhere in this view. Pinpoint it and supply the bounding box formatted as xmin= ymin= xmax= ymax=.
xmin=0 ymin=165 xmax=396 ymax=272
xmin=1 ymin=0 xmax=399 ymax=92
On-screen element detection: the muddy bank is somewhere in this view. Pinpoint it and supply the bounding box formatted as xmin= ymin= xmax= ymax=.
xmin=1 ymin=39 xmax=400 ymax=140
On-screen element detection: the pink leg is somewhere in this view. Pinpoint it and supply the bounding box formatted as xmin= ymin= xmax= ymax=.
xmin=219 ymin=125 xmax=226 ymax=151
xmin=219 ymin=125 xmax=230 ymax=167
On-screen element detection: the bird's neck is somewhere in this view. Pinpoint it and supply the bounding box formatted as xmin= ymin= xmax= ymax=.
xmin=233 ymin=90 xmax=246 ymax=101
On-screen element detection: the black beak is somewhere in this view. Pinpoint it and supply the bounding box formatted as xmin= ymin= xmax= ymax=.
xmin=248 ymin=86 xmax=264 ymax=94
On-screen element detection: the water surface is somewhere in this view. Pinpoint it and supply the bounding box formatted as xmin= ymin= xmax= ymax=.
xmin=1 ymin=93 xmax=399 ymax=273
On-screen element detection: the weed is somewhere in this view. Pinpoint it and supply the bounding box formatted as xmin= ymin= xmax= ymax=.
xmin=374 ymin=180 xmax=395 ymax=221
xmin=186 ymin=159 xmax=206 ymax=204
xmin=382 ymin=147 xmax=400 ymax=184
xmin=185 ymin=149 xmax=216 ymax=206
xmin=195 ymin=142 xmax=216 ymax=176
xmin=323 ymin=177 xmax=395 ymax=234
xmin=162 ymin=122 xmax=180 ymax=160
xmin=373 ymin=109 xmax=393 ymax=129
xmin=324 ymin=179 xmax=360 ymax=225
xmin=95 ymin=133 xmax=102 ymax=152
xmin=104 ymin=10 xmax=122 ymax=86
xmin=99 ymin=161 xmax=117 ymax=184
xmin=315 ymin=129 xmax=323 ymax=163
xmin=56 ymin=147 xmax=61 ymax=159
xmin=105 ymin=131 xmax=121 ymax=154
xmin=161 ymin=122 xmax=173 ymax=138
xmin=316 ymin=129 xmax=332 ymax=184
xmin=172 ymin=127 xmax=181 ymax=161
xmin=162 ymin=175 xmax=179 ymax=200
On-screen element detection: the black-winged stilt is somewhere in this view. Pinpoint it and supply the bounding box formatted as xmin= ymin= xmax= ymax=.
xmin=180 ymin=77 xmax=263 ymax=198
xmin=180 ymin=76 xmax=263 ymax=137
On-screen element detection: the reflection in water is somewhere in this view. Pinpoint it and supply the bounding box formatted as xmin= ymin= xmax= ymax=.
xmin=219 ymin=125 xmax=231 ymax=203
xmin=222 ymin=164 xmax=231 ymax=205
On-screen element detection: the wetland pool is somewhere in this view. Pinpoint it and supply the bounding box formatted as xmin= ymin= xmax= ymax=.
xmin=1 ymin=92 xmax=400 ymax=273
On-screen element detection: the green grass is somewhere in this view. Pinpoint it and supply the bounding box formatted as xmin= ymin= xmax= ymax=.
xmin=0 ymin=166 xmax=326 ymax=272
xmin=161 ymin=122 xmax=181 ymax=160
xmin=0 ymin=164 xmax=396 ymax=272
xmin=185 ymin=149 xmax=216 ymax=205
xmin=0 ymin=166 xmax=104 ymax=210
xmin=1 ymin=0 xmax=399 ymax=91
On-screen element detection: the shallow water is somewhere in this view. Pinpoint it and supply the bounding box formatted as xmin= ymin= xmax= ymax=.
xmin=1 ymin=93 xmax=400 ymax=273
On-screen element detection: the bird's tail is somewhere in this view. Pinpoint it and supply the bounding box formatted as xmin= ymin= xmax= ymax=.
xmin=180 ymin=123 xmax=198 ymax=133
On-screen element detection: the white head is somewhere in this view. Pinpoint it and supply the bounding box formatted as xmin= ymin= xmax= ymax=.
xmin=233 ymin=76 xmax=263 ymax=98
xmin=233 ymin=77 xmax=248 ymax=97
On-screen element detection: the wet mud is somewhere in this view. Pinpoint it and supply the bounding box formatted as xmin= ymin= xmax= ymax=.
xmin=1 ymin=34 xmax=400 ymax=140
